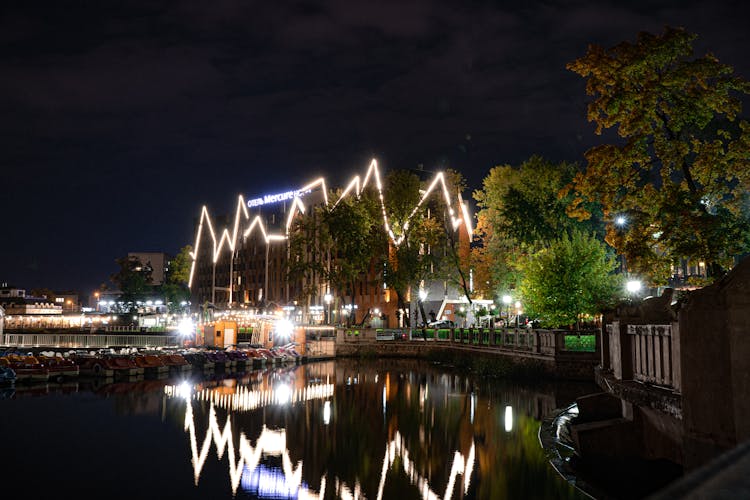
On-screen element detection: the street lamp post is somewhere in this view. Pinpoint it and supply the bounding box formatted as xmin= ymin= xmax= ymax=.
xmin=515 ymin=301 xmax=522 ymax=328
xmin=324 ymin=293 xmax=333 ymax=325
xmin=615 ymin=216 xmax=627 ymax=274
xmin=502 ymin=295 xmax=511 ymax=328
xmin=418 ymin=288 xmax=428 ymax=327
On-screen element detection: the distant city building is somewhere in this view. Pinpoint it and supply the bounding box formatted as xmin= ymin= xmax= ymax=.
xmin=92 ymin=289 xmax=122 ymax=311
xmin=0 ymin=283 xmax=62 ymax=316
xmin=53 ymin=290 xmax=81 ymax=313
xmin=127 ymin=252 xmax=172 ymax=286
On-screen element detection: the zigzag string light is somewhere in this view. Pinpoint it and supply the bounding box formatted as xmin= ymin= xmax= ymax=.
xmin=188 ymin=159 xmax=472 ymax=288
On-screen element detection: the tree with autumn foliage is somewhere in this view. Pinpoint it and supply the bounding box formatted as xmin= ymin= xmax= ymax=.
xmin=566 ymin=27 xmax=750 ymax=284
xmin=472 ymin=156 xmax=603 ymax=300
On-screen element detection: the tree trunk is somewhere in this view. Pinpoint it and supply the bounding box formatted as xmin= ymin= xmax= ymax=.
xmin=396 ymin=289 xmax=407 ymax=328
xmin=419 ymin=300 xmax=428 ymax=327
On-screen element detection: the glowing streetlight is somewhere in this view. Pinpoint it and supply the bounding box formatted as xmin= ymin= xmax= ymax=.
xmin=275 ymin=318 xmax=294 ymax=342
xmin=178 ymin=317 xmax=195 ymax=337
xmin=615 ymin=216 xmax=628 ymax=273
xmin=324 ymin=293 xmax=333 ymax=325
xmin=626 ymin=280 xmax=642 ymax=294
xmin=418 ymin=288 xmax=428 ymax=328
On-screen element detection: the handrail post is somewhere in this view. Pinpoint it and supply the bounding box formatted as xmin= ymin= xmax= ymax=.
xmin=555 ymin=330 xmax=566 ymax=353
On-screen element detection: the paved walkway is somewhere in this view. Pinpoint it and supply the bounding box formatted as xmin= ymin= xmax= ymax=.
xmin=649 ymin=439 xmax=750 ymax=499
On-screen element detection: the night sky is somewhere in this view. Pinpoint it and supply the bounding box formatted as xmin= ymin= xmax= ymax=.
xmin=2 ymin=0 xmax=749 ymax=297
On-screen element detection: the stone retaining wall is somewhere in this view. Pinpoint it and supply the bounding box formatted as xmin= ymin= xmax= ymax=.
xmin=334 ymin=341 xmax=598 ymax=381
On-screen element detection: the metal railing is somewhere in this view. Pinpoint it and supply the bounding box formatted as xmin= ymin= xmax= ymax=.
xmin=341 ymin=327 xmax=598 ymax=356
xmin=1 ymin=333 xmax=181 ymax=349
xmin=104 ymin=325 xmax=168 ymax=333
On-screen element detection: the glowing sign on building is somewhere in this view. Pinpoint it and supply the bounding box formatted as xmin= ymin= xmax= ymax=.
xmin=246 ymin=188 xmax=312 ymax=208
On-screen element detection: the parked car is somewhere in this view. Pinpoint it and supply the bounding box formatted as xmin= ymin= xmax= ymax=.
xmin=375 ymin=329 xmax=408 ymax=341
xmin=427 ymin=320 xmax=455 ymax=329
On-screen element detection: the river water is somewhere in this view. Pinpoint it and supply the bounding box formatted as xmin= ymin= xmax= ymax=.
xmin=1 ymin=358 xmax=596 ymax=499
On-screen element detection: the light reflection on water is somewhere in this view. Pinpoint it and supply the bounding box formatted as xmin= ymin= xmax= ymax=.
xmin=161 ymin=359 xmax=586 ymax=499
xmin=1 ymin=359 xmax=592 ymax=499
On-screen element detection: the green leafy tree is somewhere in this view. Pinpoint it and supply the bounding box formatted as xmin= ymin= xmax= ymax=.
xmin=519 ymin=231 xmax=622 ymax=328
xmin=322 ymin=189 xmax=384 ymax=325
xmin=287 ymin=188 xmax=385 ymax=326
xmin=566 ymin=27 xmax=750 ymax=283
xmin=384 ymin=170 xmax=445 ymax=326
xmin=110 ymin=256 xmax=152 ymax=312
xmin=473 ymin=156 xmax=602 ymax=300
xmin=163 ymin=245 xmax=192 ymax=312
xmin=287 ymin=207 xmax=328 ymax=307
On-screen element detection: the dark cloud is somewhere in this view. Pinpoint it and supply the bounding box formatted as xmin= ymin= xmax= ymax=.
xmin=1 ymin=0 xmax=749 ymax=293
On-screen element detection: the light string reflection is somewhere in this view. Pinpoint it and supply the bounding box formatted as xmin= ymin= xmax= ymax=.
xmin=166 ymin=380 xmax=476 ymax=499
xmin=165 ymin=379 xmax=334 ymax=413
xmin=182 ymin=402 xmax=324 ymax=497
xmin=375 ymin=431 xmax=475 ymax=500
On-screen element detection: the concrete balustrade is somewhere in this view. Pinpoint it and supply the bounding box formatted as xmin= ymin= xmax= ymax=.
xmin=339 ymin=326 xmax=596 ymax=353
xmin=1 ymin=333 xmax=181 ymax=348
xmin=334 ymin=325 xmax=599 ymax=381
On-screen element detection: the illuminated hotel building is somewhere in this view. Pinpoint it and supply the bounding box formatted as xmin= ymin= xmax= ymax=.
xmin=189 ymin=160 xmax=473 ymax=327
xmin=190 ymin=180 xmax=328 ymax=315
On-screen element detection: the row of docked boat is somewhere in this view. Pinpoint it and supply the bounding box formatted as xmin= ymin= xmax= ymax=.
xmin=0 ymin=344 xmax=303 ymax=383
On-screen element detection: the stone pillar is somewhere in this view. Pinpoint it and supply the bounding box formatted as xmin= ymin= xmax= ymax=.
xmin=554 ymin=330 xmax=565 ymax=353
xmin=600 ymin=323 xmax=611 ymax=370
xmin=680 ymin=256 xmax=750 ymax=471
xmin=609 ymin=320 xmax=634 ymax=381
xmin=670 ymin=321 xmax=681 ymax=394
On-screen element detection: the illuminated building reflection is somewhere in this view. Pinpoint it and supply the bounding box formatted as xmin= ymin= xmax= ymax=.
xmin=182 ymin=402 xmax=321 ymax=497
xmin=376 ymin=432 xmax=475 ymax=500
xmin=165 ymin=377 xmax=335 ymax=413
xmin=164 ymin=367 xmax=477 ymax=499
